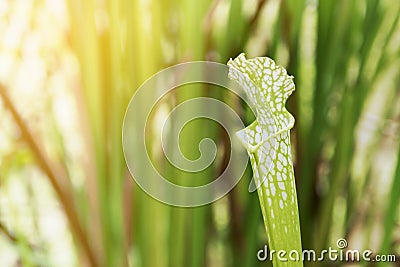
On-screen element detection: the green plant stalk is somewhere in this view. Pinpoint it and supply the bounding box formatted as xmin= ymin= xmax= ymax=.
xmin=380 ymin=138 xmax=400 ymax=258
xmin=228 ymin=54 xmax=303 ymax=267
xmin=242 ymin=188 xmax=264 ymax=267
xmin=168 ymin=2 xmax=213 ymax=267
xmin=131 ymin=0 xmax=170 ymax=265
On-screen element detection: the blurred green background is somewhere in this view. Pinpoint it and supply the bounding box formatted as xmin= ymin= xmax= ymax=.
xmin=0 ymin=0 xmax=400 ymax=266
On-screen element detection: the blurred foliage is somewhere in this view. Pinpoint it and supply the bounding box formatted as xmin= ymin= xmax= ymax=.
xmin=0 ymin=0 xmax=400 ymax=267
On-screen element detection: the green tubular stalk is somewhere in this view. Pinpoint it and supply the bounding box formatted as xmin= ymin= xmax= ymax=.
xmin=228 ymin=54 xmax=303 ymax=267
xmin=380 ymin=142 xmax=400 ymax=258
